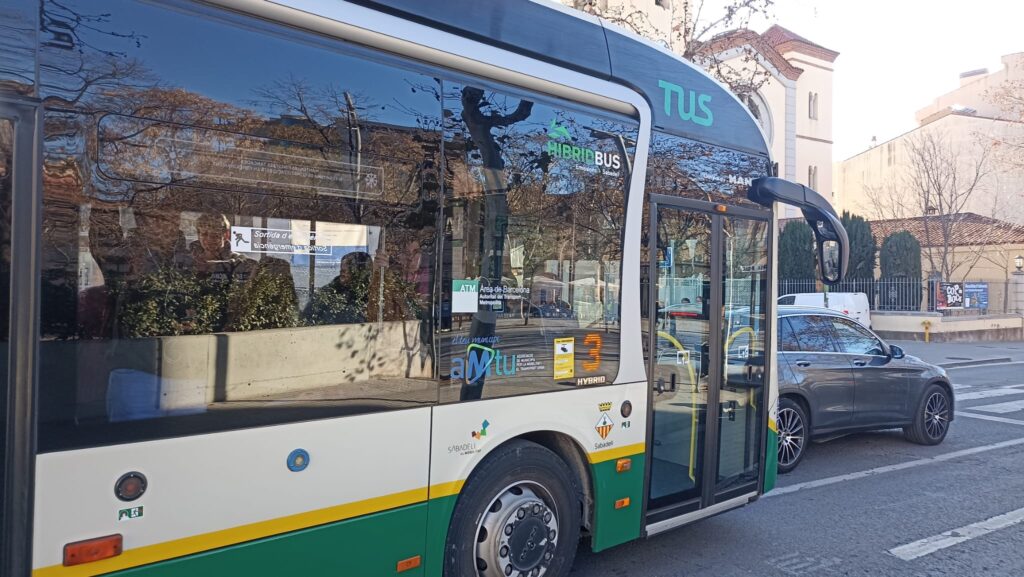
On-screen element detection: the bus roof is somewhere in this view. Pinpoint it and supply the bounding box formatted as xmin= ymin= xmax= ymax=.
xmin=348 ymin=0 xmax=770 ymax=157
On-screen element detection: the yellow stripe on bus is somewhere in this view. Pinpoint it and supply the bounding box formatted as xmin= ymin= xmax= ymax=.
xmin=35 ymin=445 xmax=646 ymax=576
xmin=587 ymin=442 xmax=645 ymax=464
xmin=428 ymin=479 xmax=466 ymax=499
xmin=32 ymin=487 xmax=428 ymax=577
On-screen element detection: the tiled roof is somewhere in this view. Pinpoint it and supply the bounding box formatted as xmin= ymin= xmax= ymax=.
xmin=700 ymin=29 xmax=803 ymax=80
xmin=869 ymin=213 xmax=1024 ymax=247
xmin=761 ymin=24 xmax=839 ymax=63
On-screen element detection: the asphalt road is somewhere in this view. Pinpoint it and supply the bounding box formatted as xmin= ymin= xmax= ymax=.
xmin=570 ymin=342 xmax=1024 ymax=577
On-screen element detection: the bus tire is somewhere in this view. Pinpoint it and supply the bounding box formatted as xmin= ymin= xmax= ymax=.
xmin=443 ymin=439 xmax=581 ymax=577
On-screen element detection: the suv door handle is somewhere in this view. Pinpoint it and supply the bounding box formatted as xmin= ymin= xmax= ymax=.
xmin=795 ymin=361 xmax=811 ymax=368
xmin=853 ymin=359 xmax=867 ymax=367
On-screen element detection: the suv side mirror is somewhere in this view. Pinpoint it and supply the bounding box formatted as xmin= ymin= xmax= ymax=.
xmin=889 ymin=345 xmax=905 ymax=359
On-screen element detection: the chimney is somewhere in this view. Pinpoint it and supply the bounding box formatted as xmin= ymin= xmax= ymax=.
xmin=959 ymin=68 xmax=988 ymax=87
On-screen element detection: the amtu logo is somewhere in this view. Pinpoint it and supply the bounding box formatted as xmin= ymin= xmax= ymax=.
xmin=451 ymin=344 xmax=517 ymax=385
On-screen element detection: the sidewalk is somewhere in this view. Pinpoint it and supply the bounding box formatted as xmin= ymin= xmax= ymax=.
xmin=889 ymin=340 xmax=1024 ymax=367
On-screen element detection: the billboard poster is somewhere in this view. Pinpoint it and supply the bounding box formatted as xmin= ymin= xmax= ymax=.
xmin=936 ymin=281 xmax=964 ymax=310
xmin=964 ymin=282 xmax=989 ymax=310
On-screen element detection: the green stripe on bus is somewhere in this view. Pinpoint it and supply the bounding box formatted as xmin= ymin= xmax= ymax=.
xmin=763 ymin=428 xmax=779 ymax=493
xmin=423 ymin=494 xmax=458 ymax=577
xmin=590 ymin=452 xmax=645 ymax=552
xmin=110 ymin=503 xmax=429 ymax=577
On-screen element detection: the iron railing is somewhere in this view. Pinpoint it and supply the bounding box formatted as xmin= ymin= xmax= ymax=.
xmin=778 ymin=278 xmax=1012 ymax=315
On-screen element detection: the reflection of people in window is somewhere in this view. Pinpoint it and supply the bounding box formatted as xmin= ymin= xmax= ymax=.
xmin=190 ymin=213 xmax=256 ymax=285
xmin=365 ymin=234 xmax=434 ymax=323
xmin=124 ymin=207 xmax=193 ymax=278
xmin=303 ymin=251 xmax=372 ymax=325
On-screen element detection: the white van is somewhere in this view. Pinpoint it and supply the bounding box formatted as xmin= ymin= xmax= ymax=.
xmin=778 ymin=292 xmax=872 ymax=328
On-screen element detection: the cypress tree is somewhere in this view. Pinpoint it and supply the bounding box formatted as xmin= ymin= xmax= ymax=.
xmin=778 ymin=220 xmax=815 ymax=292
xmin=880 ymin=231 xmax=922 ymax=278
xmin=841 ymin=211 xmax=877 ymax=279
xmin=879 ymin=231 xmax=922 ymax=310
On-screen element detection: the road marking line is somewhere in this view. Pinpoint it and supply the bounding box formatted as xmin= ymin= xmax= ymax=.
xmin=958 ymin=412 xmax=1024 ymax=426
xmin=956 ymin=386 xmax=1024 ymax=401
xmin=767 ymin=437 xmax=1024 ymax=498
xmin=889 ymin=505 xmax=1024 ymax=561
xmin=968 ymin=398 xmax=1024 ymax=414
xmin=952 ymin=383 xmax=972 ymax=390
xmin=947 ymin=361 xmax=1024 ymax=370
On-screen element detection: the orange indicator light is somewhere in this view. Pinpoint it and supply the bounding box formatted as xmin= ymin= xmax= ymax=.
xmin=615 ymin=458 xmax=632 ymax=473
xmin=614 ymin=497 xmax=631 ymax=509
xmin=397 ymin=555 xmax=422 ymax=573
xmin=63 ymin=534 xmax=123 ymax=567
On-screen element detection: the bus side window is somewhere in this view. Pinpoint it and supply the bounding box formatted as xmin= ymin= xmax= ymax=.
xmin=35 ymin=1 xmax=444 ymax=451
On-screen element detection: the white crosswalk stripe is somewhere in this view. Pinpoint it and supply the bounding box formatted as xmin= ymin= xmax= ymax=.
xmin=890 ymin=506 xmax=1024 ymax=561
xmin=952 ymin=383 xmax=972 ymax=390
xmin=956 ymin=386 xmax=1024 ymax=401
xmin=967 ymin=398 xmax=1024 ymax=414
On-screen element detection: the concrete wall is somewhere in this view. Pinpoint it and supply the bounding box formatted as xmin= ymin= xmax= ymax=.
xmin=872 ymin=311 xmax=1023 ymax=342
xmin=866 ymin=244 xmax=1024 ymax=283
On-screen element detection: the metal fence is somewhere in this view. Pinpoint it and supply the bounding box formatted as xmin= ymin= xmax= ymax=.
xmin=779 ymin=278 xmax=1012 ymax=315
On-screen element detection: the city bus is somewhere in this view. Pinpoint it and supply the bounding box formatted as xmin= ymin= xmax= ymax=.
xmin=0 ymin=1 xmax=848 ymax=576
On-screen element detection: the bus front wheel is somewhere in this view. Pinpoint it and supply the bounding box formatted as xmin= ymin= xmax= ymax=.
xmin=443 ymin=439 xmax=581 ymax=577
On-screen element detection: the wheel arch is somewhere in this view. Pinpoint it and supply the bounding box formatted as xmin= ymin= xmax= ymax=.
xmin=779 ymin=390 xmax=813 ymax=433
xmin=516 ymin=430 xmax=594 ymax=533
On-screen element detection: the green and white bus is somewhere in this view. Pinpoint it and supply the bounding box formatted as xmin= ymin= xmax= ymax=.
xmin=0 ymin=1 xmax=848 ymax=576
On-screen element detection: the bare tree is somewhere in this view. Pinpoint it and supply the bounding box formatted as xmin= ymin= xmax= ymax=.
xmin=865 ymin=130 xmax=991 ymax=280
xmin=570 ymin=0 xmax=774 ymax=96
xmin=987 ymin=80 xmax=1024 ymax=169
xmin=908 ymin=131 xmax=992 ymax=279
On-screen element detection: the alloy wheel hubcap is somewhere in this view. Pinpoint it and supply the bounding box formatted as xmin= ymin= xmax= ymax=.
xmin=476 ymin=482 xmax=558 ymax=577
xmin=777 ymin=407 xmax=805 ymax=467
xmin=924 ymin=392 xmax=950 ymax=439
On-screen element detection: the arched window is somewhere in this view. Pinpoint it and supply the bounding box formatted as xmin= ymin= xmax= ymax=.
xmin=740 ymin=92 xmax=773 ymax=145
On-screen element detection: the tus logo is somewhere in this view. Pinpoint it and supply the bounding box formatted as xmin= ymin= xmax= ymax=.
xmin=658 ymin=80 xmax=713 ymax=127
xmin=451 ymin=344 xmax=517 ymax=385
xmin=546 ymin=119 xmax=622 ymax=170
xmin=471 ymin=419 xmax=490 ymax=440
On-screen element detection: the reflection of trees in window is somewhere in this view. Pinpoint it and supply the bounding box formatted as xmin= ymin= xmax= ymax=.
xmin=444 ymin=84 xmax=635 ymax=399
xmin=38 ymin=0 xmax=443 ymax=342
xmin=646 ymin=132 xmax=766 ymax=205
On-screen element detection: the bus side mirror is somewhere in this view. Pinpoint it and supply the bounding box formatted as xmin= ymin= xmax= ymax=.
xmin=821 ymin=240 xmax=841 ymax=284
xmin=804 ymin=208 xmax=848 ymax=286
xmin=745 ymin=177 xmax=849 ymax=285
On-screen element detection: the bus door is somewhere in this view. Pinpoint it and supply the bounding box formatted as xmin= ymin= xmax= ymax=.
xmin=643 ymin=198 xmax=770 ymax=530
xmin=1 ymin=98 xmax=39 ymax=577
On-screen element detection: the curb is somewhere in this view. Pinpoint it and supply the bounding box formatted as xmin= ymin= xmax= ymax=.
xmin=938 ymin=357 xmax=1013 ymax=369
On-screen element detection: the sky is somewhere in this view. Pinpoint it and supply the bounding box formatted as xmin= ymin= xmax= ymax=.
xmin=732 ymin=0 xmax=1024 ymax=161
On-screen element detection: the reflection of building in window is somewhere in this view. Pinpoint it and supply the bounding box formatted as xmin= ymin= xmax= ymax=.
xmin=441 ymin=82 xmax=635 ymax=401
xmin=35 ymin=0 xmax=445 ymax=451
